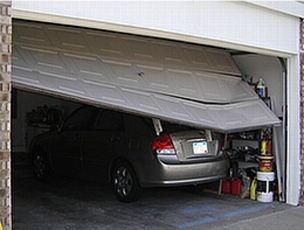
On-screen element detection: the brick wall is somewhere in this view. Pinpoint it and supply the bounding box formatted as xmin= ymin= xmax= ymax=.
xmin=301 ymin=18 xmax=304 ymax=205
xmin=0 ymin=1 xmax=11 ymax=230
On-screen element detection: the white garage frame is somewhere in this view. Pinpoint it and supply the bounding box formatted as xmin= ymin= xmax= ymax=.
xmin=11 ymin=0 xmax=304 ymax=205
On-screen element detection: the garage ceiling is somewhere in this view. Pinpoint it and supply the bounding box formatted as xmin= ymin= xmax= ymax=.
xmin=12 ymin=21 xmax=280 ymax=133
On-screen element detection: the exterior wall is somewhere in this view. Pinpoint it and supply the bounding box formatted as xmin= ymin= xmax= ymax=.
xmin=0 ymin=1 xmax=11 ymax=230
xmin=12 ymin=1 xmax=302 ymax=57
xmin=301 ymin=18 xmax=304 ymax=205
xmin=6 ymin=2 xmax=304 ymax=208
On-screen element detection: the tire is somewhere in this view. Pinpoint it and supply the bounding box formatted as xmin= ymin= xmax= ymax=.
xmin=32 ymin=150 xmax=52 ymax=182
xmin=111 ymin=161 xmax=142 ymax=202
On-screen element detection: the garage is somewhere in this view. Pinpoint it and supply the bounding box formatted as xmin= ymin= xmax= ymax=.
xmin=2 ymin=1 xmax=304 ymax=230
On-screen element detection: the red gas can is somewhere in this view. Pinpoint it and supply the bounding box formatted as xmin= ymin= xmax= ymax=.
xmin=221 ymin=177 xmax=231 ymax=194
xmin=231 ymin=177 xmax=242 ymax=196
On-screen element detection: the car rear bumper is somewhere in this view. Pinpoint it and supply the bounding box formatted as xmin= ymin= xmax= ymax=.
xmin=134 ymin=157 xmax=229 ymax=188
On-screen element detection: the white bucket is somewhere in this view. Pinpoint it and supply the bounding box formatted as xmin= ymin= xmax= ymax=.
xmin=257 ymin=171 xmax=275 ymax=203
xmin=257 ymin=191 xmax=273 ymax=203
xmin=257 ymin=171 xmax=275 ymax=182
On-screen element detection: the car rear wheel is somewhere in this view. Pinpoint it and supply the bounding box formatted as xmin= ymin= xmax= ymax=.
xmin=111 ymin=161 xmax=142 ymax=202
xmin=32 ymin=151 xmax=52 ymax=182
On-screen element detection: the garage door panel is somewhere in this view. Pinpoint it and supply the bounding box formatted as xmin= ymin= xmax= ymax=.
xmin=167 ymin=69 xmax=198 ymax=97
xmin=109 ymin=63 xmax=140 ymax=86
xmin=15 ymin=45 xmax=68 ymax=75
xmin=195 ymin=73 xmax=229 ymax=102
xmin=156 ymin=96 xmax=192 ymax=118
xmin=26 ymin=45 xmax=251 ymax=105
xmin=12 ymin=46 xmax=36 ymax=69
xmin=62 ymin=53 xmax=101 ymax=78
xmin=239 ymin=100 xmax=278 ymax=124
xmin=11 ymin=46 xmax=28 ymax=68
xmin=121 ymin=88 xmax=159 ymax=110
xmin=13 ymin=22 xmax=249 ymax=104
xmin=39 ymin=71 xmax=77 ymax=84
xmin=176 ymin=101 xmax=217 ymax=127
xmin=14 ymin=22 xmax=52 ymax=47
xmin=34 ymin=71 xmax=82 ymax=96
xmin=194 ymin=72 xmax=258 ymax=103
xmin=13 ymin=68 xmax=41 ymax=85
xmin=35 ymin=51 xmax=66 ymax=73
xmin=86 ymin=32 xmax=127 ymax=59
xmin=151 ymin=42 xmax=184 ymax=66
xmin=58 ymin=85 xmax=86 ymax=96
xmin=94 ymin=86 xmax=127 ymax=105
xmin=48 ymin=26 xmax=91 ymax=53
xmin=122 ymin=36 xmax=161 ymax=63
xmin=180 ymin=45 xmax=212 ymax=70
xmin=211 ymin=101 xmax=280 ymax=131
xmin=207 ymin=48 xmax=240 ymax=74
xmin=135 ymin=65 xmax=170 ymax=91
xmin=12 ymin=21 xmax=281 ymax=133
xmin=224 ymin=78 xmax=258 ymax=102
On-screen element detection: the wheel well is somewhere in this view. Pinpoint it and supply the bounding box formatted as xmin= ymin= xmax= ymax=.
xmin=108 ymin=158 xmax=135 ymax=182
xmin=110 ymin=157 xmax=143 ymax=202
xmin=30 ymin=146 xmax=45 ymax=160
xmin=30 ymin=146 xmax=53 ymax=170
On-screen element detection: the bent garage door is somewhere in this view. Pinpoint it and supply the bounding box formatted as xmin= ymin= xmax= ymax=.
xmin=12 ymin=21 xmax=280 ymax=133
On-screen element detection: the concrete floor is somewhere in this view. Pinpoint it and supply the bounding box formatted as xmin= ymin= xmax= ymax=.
xmin=12 ymin=152 xmax=302 ymax=230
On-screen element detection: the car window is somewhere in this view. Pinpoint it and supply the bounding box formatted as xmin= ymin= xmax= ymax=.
xmin=123 ymin=114 xmax=155 ymax=135
xmin=93 ymin=110 xmax=124 ymax=131
xmin=63 ymin=106 xmax=95 ymax=131
xmin=161 ymin=120 xmax=193 ymax=133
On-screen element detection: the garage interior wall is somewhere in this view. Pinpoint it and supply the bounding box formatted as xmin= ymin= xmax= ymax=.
xmin=12 ymin=90 xmax=80 ymax=151
xmin=232 ymin=54 xmax=286 ymax=201
xmin=0 ymin=2 xmax=12 ymax=230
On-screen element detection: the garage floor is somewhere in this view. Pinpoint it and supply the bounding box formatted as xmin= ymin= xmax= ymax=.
xmin=12 ymin=152 xmax=302 ymax=230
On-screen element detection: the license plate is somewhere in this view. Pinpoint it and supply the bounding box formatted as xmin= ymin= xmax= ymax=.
xmin=193 ymin=141 xmax=208 ymax=154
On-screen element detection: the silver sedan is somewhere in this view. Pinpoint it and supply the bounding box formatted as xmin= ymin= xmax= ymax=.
xmin=29 ymin=105 xmax=229 ymax=202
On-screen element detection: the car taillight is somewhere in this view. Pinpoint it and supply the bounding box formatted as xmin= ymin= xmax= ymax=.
xmin=151 ymin=134 xmax=176 ymax=155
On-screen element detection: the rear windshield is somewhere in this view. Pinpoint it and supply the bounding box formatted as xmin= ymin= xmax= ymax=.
xmin=137 ymin=117 xmax=193 ymax=135
xmin=161 ymin=120 xmax=193 ymax=133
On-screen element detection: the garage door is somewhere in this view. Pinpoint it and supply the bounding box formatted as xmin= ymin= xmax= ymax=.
xmin=12 ymin=21 xmax=280 ymax=133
